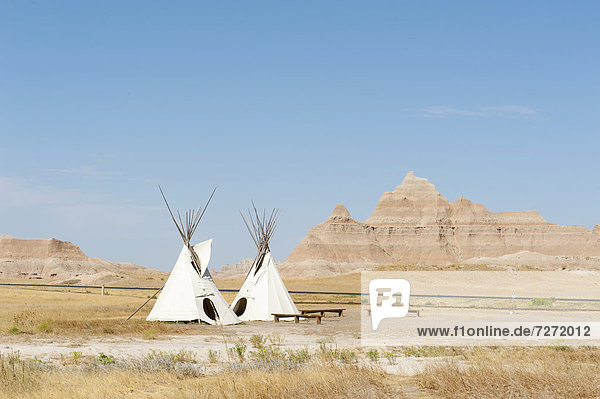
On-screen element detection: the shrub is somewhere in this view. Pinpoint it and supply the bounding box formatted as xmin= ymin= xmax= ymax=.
xmin=59 ymin=351 xmax=83 ymax=366
xmin=229 ymin=342 xmax=247 ymax=362
xmin=531 ymin=297 xmax=555 ymax=307
xmin=249 ymin=334 xmax=267 ymax=349
xmin=95 ymin=353 xmax=115 ymax=365
xmin=208 ymin=349 xmax=220 ymax=364
xmin=384 ymin=350 xmax=397 ymax=365
xmin=268 ymin=332 xmax=285 ymax=346
xmin=145 ymin=349 xmax=197 ymax=364
xmin=338 ymin=349 xmax=357 ymax=364
xmin=286 ymin=348 xmax=311 ymax=364
xmin=366 ymin=348 xmax=379 ymax=362
xmin=8 ymin=326 xmax=21 ymax=335
xmin=250 ymin=346 xmax=286 ymax=362
xmin=37 ymin=320 xmax=54 ymax=333
xmin=142 ymin=327 xmax=159 ymax=340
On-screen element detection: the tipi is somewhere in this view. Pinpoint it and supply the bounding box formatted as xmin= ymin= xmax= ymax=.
xmin=146 ymin=188 xmax=240 ymax=325
xmin=230 ymin=204 xmax=298 ymax=321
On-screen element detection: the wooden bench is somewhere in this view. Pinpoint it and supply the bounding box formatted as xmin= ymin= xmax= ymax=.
xmin=298 ymin=308 xmax=345 ymax=317
xmin=272 ymin=313 xmax=323 ymax=324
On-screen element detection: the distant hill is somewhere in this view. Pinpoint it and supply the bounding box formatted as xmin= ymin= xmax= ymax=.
xmin=279 ymin=172 xmax=600 ymax=278
xmin=212 ymin=258 xmax=254 ymax=279
xmin=0 ymin=235 xmax=159 ymax=285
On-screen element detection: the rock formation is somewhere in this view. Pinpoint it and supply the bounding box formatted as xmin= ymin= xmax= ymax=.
xmin=0 ymin=235 xmax=150 ymax=283
xmin=212 ymin=258 xmax=254 ymax=279
xmin=279 ymin=172 xmax=600 ymax=277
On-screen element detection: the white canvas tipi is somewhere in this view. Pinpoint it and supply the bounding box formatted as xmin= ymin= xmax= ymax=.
xmin=231 ymin=205 xmax=298 ymax=321
xmin=146 ymin=188 xmax=240 ymax=325
xmin=147 ymin=239 xmax=240 ymax=325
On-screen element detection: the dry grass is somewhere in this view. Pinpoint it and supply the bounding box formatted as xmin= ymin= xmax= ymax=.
xmin=0 ymin=287 xmax=194 ymax=337
xmin=170 ymin=365 xmax=399 ymax=399
xmin=418 ymin=346 xmax=600 ymax=398
xmin=0 ymin=349 xmax=401 ymax=399
xmin=3 ymin=339 xmax=600 ymax=398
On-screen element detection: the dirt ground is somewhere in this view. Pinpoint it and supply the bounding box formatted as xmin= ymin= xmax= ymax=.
xmin=2 ymin=269 xmax=599 ymax=377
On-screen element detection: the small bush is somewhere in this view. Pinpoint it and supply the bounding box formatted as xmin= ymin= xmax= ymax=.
xmin=366 ymin=348 xmax=379 ymax=362
xmin=338 ymin=349 xmax=357 ymax=364
xmin=146 ymin=349 xmax=197 ymax=364
xmin=142 ymin=327 xmax=159 ymax=340
xmin=229 ymin=342 xmax=247 ymax=362
xmin=60 ymin=351 xmax=83 ymax=366
xmin=268 ymin=332 xmax=285 ymax=346
xmin=249 ymin=334 xmax=267 ymax=349
xmin=95 ymin=353 xmax=115 ymax=365
xmin=37 ymin=320 xmax=54 ymax=333
xmin=286 ymin=348 xmax=311 ymax=364
xmin=8 ymin=326 xmax=21 ymax=335
xmin=250 ymin=346 xmax=286 ymax=362
xmin=318 ymin=343 xmax=338 ymax=361
xmin=531 ymin=297 xmax=555 ymax=307
xmin=207 ymin=349 xmax=220 ymax=363
xmin=384 ymin=350 xmax=397 ymax=365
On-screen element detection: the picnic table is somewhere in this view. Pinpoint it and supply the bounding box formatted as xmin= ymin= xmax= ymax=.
xmin=272 ymin=313 xmax=323 ymax=324
xmin=298 ymin=308 xmax=345 ymax=317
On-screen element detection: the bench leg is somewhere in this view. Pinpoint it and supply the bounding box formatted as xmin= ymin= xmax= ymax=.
xmin=316 ymin=316 xmax=321 ymax=324
xmin=294 ymin=316 xmax=299 ymax=324
xmin=274 ymin=316 xmax=279 ymax=322
xmin=338 ymin=311 xmax=343 ymax=317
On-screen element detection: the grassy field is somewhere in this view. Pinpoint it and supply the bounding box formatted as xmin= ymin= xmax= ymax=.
xmin=2 ymin=343 xmax=599 ymax=398
xmin=0 ymin=350 xmax=399 ymax=399
xmin=417 ymin=346 xmax=600 ymax=398
xmin=0 ymin=286 xmax=193 ymax=337
xmin=2 ymin=275 xmax=600 ymax=397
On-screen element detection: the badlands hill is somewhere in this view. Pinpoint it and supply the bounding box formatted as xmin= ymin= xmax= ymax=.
xmin=278 ymin=172 xmax=600 ymax=277
xmin=0 ymin=235 xmax=154 ymax=284
xmin=212 ymin=257 xmax=254 ymax=279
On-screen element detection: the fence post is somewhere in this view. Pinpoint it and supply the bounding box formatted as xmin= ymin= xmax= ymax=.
xmin=101 ymin=285 xmax=105 ymax=296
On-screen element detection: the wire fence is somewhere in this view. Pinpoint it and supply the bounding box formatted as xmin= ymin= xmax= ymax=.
xmin=2 ymin=282 xmax=600 ymax=311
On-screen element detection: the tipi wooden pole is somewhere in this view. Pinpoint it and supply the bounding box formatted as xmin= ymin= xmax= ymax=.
xmin=126 ymin=287 xmax=163 ymax=321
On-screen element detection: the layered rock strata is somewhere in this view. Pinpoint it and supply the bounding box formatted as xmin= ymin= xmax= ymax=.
xmin=279 ymin=172 xmax=600 ymax=277
xmin=0 ymin=235 xmax=148 ymax=282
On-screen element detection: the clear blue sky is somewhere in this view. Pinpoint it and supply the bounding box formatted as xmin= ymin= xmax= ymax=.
xmin=1 ymin=1 xmax=598 ymax=270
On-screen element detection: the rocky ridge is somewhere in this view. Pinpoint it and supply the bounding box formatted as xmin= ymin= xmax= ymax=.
xmin=0 ymin=235 xmax=150 ymax=284
xmin=279 ymin=172 xmax=600 ymax=277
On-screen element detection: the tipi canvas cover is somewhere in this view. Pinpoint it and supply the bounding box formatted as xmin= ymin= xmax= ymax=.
xmin=231 ymin=250 xmax=298 ymax=321
xmin=147 ymin=239 xmax=240 ymax=325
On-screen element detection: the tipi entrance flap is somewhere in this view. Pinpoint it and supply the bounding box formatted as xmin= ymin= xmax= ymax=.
xmin=193 ymin=239 xmax=213 ymax=275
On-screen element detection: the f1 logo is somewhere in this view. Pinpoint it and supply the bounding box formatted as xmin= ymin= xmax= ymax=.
xmin=369 ymin=279 xmax=411 ymax=330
